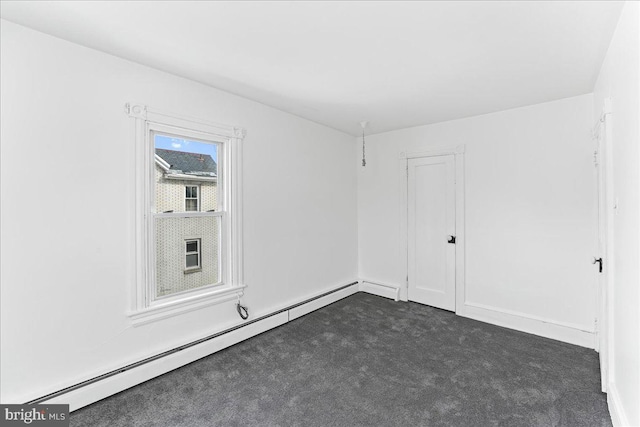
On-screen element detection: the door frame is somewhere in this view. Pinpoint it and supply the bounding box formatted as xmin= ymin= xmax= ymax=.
xmin=399 ymin=145 xmax=465 ymax=313
xmin=593 ymin=98 xmax=614 ymax=393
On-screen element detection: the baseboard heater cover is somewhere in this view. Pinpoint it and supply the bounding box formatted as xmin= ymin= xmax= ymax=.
xmin=359 ymin=279 xmax=401 ymax=301
xmin=26 ymin=281 xmax=359 ymax=406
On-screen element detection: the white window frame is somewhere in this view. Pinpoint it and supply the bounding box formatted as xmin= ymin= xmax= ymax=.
xmin=185 ymin=238 xmax=201 ymax=271
xmin=185 ymin=185 xmax=200 ymax=212
xmin=126 ymin=103 xmax=245 ymax=325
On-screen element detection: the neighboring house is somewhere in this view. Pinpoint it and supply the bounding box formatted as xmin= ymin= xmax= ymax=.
xmin=154 ymin=148 xmax=219 ymax=297
xmin=155 ymin=148 xmax=218 ymax=213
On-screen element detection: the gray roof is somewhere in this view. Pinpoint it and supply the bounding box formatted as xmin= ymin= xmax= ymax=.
xmin=156 ymin=149 xmax=217 ymax=176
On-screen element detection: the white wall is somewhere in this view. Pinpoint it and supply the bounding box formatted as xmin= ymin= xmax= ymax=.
xmin=593 ymin=2 xmax=640 ymax=426
xmin=358 ymin=94 xmax=598 ymax=347
xmin=0 ymin=20 xmax=358 ymax=404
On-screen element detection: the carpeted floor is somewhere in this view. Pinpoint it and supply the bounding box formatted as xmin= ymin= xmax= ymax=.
xmin=71 ymin=293 xmax=611 ymax=426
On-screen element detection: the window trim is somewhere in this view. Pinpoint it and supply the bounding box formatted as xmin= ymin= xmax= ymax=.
xmin=126 ymin=103 xmax=245 ymax=326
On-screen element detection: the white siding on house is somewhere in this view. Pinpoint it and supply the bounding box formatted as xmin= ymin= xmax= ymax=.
xmin=155 ymin=165 xmax=218 ymax=213
xmin=154 ymin=164 xmax=220 ymax=297
xmin=155 ymin=216 xmax=219 ymax=297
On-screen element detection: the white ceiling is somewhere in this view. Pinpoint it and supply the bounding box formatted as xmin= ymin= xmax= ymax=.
xmin=0 ymin=1 xmax=624 ymax=136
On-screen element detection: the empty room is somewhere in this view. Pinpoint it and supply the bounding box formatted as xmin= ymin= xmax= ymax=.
xmin=1 ymin=1 xmax=638 ymax=426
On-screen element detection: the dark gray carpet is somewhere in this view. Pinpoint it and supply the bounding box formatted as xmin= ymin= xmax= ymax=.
xmin=71 ymin=293 xmax=611 ymax=426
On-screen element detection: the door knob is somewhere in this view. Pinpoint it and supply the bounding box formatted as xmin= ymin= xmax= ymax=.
xmin=592 ymin=257 xmax=603 ymax=273
xmin=447 ymin=235 xmax=456 ymax=244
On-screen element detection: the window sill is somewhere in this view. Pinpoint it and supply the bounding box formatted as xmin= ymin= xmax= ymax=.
xmin=129 ymin=284 xmax=246 ymax=327
xmin=184 ymin=268 xmax=202 ymax=274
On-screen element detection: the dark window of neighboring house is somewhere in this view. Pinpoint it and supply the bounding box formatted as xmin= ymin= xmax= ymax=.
xmin=185 ymin=239 xmax=201 ymax=270
xmin=185 ymin=185 xmax=199 ymax=211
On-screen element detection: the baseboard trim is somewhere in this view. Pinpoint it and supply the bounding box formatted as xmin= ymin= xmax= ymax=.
xmin=459 ymin=301 xmax=595 ymax=348
xmin=30 ymin=283 xmax=600 ymax=411
xmin=45 ymin=312 xmax=290 ymax=411
xmin=359 ymin=279 xmax=401 ymax=301
xmin=358 ymin=280 xmax=594 ymax=348
xmin=33 ymin=281 xmax=359 ymax=412
xmin=607 ymin=382 xmax=630 ymax=427
xmin=289 ymin=285 xmax=359 ymax=320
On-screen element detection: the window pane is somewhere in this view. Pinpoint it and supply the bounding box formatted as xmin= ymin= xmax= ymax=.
xmin=186 ymin=241 xmax=198 ymax=253
xmin=154 ymin=135 xmax=218 ymax=213
xmin=186 ymin=254 xmax=199 ymax=268
xmin=155 ymin=216 xmax=220 ymax=298
xmin=185 ymin=200 xmax=198 ymax=211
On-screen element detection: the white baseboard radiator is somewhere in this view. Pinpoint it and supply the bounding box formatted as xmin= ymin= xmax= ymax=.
xmin=26 ymin=281 xmax=360 ymax=411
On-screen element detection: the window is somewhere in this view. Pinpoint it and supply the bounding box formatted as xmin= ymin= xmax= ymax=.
xmin=127 ymin=103 xmax=245 ymax=325
xmin=153 ymin=132 xmax=220 ymax=298
xmin=185 ymin=186 xmax=199 ymax=211
xmin=185 ymin=239 xmax=201 ymax=270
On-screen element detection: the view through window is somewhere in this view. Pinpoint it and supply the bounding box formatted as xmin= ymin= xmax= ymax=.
xmin=153 ymin=133 xmax=221 ymax=298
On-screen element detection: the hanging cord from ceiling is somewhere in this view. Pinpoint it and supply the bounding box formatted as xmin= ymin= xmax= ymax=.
xmin=360 ymin=121 xmax=368 ymax=167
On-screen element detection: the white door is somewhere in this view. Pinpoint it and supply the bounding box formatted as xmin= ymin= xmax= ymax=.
xmin=408 ymin=155 xmax=456 ymax=311
xmin=594 ymin=100 xmax=612 ymax=393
